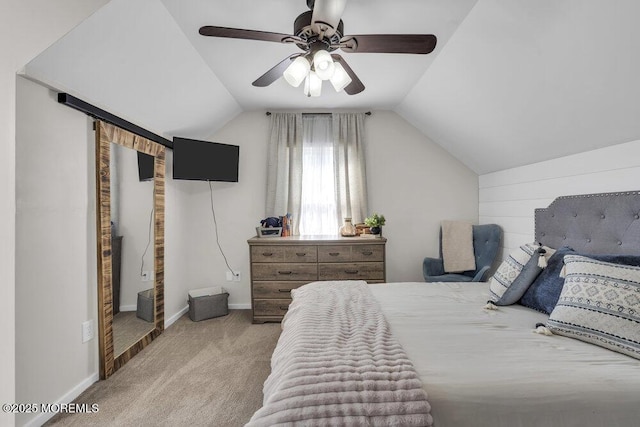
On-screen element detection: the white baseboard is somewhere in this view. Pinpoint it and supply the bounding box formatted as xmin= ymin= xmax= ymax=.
xmin=163 ymin=303 xmax=251 ymax=328
xmin=165 ymin=305 xmax=189 ymax=328
xmin=229 ymin=303 xmax=251 ymax=310
xmin=119 ymin=305 xmax=136 ymax=312
xmin=24 ymin=372 xmax=99 ymax=427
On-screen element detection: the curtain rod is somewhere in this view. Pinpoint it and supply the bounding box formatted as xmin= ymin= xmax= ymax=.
xmin=266 ymin=111 xmax=371 ymax=116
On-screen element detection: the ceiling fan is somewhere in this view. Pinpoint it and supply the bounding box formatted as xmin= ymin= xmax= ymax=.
xmin=199 ymin=0 xmax=437 ymax=97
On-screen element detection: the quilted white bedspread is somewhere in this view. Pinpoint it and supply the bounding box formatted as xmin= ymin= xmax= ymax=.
xmin=246 ymin=280 xmax=433 ymax=427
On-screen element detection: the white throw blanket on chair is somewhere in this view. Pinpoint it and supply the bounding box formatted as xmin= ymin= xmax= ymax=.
xmin=441 ymin=220 xmax=476 ymax=273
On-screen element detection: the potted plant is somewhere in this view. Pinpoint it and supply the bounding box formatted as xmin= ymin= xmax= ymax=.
xmin=364 ymin=213 xmax=386 ymax=235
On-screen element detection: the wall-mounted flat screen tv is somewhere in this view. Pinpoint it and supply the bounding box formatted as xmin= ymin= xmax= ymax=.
xmin=137 ymin=151 xmax=154 ymax=182
xmin=172 ymin=137 xmax=239 ymax=182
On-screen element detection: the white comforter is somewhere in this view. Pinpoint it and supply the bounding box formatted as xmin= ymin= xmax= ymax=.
xmin=369 ymin=282 xmax=640 ymax=427
xmin=247 ymin=281 xmax=433 ymax=426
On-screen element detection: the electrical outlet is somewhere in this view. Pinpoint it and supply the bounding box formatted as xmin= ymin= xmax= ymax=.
xmin=226 ymin=271 xmax=241 ymax=282
xmin=82 ymin=320 xmax=94 ymax=343
xmin=142 ymin=271 xmax=153 ymax=282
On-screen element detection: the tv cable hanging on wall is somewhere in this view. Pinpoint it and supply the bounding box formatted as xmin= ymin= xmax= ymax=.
xmin=209 ymin=181 xmax=237 ymax=277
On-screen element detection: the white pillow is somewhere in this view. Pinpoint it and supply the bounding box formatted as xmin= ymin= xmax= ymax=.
xmin=547 ymin=255 xmax=640 ymax=360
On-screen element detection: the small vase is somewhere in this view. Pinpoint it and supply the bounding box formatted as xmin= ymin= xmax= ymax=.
xmin=370 ymin=226 xmax=381 ymax=235
xmin=340 ymin=218 xmax=357 ymax=237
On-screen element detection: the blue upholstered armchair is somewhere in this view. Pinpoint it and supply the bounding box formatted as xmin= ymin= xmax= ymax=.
xmin=423 ymin=224 xmax=502 ymax=282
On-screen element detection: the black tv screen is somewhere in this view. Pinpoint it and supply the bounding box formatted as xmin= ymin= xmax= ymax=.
xmin=137 ymin=151 xmax=154 ymax=182
xmin=172 ymin=137 xmax=239 ymax=182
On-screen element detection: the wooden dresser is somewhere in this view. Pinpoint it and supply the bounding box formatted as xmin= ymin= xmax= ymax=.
xmin=248 ymin=236 xmax=387 ymax=323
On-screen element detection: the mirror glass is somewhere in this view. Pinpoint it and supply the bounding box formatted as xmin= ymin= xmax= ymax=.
xmin=96 ymin=120 xmax=165 ymax=379
xmin=110 ymin=143 xmax=155 ymax=357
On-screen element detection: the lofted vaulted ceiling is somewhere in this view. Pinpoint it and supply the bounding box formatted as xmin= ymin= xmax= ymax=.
xmin=24 ymin=0 xmax=640 ymax=174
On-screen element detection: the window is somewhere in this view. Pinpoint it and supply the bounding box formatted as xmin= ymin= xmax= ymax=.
xmin=298 ymin=115 xmax=338 ymax=235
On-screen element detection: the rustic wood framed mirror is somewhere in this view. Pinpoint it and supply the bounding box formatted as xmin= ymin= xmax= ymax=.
xmin=95 ymin=120 xmax=165 ymax=379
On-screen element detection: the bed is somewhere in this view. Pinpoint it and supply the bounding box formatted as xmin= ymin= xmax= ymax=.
xmin=247 ymin=191 xmax=640 ymax=427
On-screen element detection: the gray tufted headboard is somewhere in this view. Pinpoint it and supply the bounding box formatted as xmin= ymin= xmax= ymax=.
xmin=535 ymin=191 xmax=640 ymax=255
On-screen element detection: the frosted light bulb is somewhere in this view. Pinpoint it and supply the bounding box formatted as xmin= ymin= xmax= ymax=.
xmin=313 ymin=50 xmax=335 ymax=81
xmin=283 ymin=56 xmax=310 ymax=87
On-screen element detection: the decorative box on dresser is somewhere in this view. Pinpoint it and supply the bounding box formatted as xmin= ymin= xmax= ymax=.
xmin=248 ymin=236 xmax=387 ymax=323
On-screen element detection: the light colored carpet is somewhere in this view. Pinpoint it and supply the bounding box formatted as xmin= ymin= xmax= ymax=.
xmin=112 ymin=311 xmax=155 ymax=357
xmin=45 ymin=310 xmax=281 ymax=427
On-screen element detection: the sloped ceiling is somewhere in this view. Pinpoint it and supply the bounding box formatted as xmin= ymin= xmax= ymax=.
xmin=24 ymin=0 xmax=640 ymax=174
xmin=397 ymin=0 xmax=640 ymax=173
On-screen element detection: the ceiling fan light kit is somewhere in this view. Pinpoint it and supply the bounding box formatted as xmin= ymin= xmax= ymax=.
xmin=304 ymin=71 xmax=323 ymax=97
xmin=313 ymin=50 xmax=335 ymax=80
xmin=199 ymin=0 xmax=437 ymax=97
xmin=329 ymin=63 xmax=352 ymax=92
xmin=283 ymin=56 xmax=311 ymax=87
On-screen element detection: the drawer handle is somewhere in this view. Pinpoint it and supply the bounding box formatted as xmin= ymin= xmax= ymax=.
xmin=295 ymin=252 xmax=307 ymax=257
xmin=278 ymin=289 xmax=291 ymax=293
xmin=345 ymin=269 xmax=359 ymax=274
xmin=329 ymin=252 xmax=340 ymax=256
xmin=278 ymin=271 xmax=293 ymax=275
xmin=361 ymin=251 xmax=373 ymax=256
xmin=262 ymin=252 xmax=274 ymax=257
xmin=279 ymin=306 xmax=289 ymax=311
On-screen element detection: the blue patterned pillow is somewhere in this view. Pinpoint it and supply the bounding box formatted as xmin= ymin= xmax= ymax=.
xmin=547 ymin=255 xmax=640 ymax=360
xmin=520 ymin=247 xmax=640 ymax=314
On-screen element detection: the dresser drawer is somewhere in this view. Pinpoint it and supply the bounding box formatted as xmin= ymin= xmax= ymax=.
xmin=318 ymin=244 xmax=384 ymax=262
xmin=318 ymin=245 xmax=352 ymax=262
xmin=252 ymin=281 xmax=309 ymax=298
xmin=351 ymin=245 xmax=384 ymax=262
xmin=252 ymin=263 xmax=318 ymax=281
xmin=251 ymin=246 xmax=286 ymax=262
xmin=253 ymin=299 xmax=291 ymax=316
xmin=283 ymin=246 xmax=317 ymax=262
xmin=318 ymin=262 xmax=385 ymax=280
xmin=251 ymin=245 xmax=318 ymax=263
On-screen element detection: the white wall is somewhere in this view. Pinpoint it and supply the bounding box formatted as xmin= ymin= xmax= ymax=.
xmin=366 ymin=111 xmax=479 ymax=281
xmin=15 ymin=77 xmax=98 ymax=427
xmin=178 ymin=110 xmax=479 ymax=294
xmin=169 ymin=111 xmax=271 ymax=308
xmin=112 ymin=144 xmax=156 ymax=309
xmin=1 ymin=2 xmax=108 ymax=425
xmin=479 ymin=139 xmax=640 ymax=257
xmin=163 ymin=148 xmax=198 ymax=321
xmin=13 ymin=76 xmax=198 ymax=426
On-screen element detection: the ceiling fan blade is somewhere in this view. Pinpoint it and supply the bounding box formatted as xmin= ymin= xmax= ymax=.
xmin=252 ymin=54 xmax=301 ymax=87
xmin=340 ymin=34 xmax=437 ymax=54
xmin=331 ymin=54 xmax=364 ymax=95
xmin=311 ymin=0 xmax=347 ymax=37
xmin=199 ymin=26 xmax=292 ymax=44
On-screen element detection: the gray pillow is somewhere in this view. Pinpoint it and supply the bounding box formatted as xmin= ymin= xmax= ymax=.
xmin=489 ymin=244 xmax=552 ymax=306
xmin=494 ymin=252 xmax=544 ymax=305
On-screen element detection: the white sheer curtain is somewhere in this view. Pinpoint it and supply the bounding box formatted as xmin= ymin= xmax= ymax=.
xmin=265 ymin=112 xmax=368 ymax=236
xmin=266 ymin=113 xmax=303 ymax=235
xmin=333 ymin=113 xmax=368 ymax=225
xmin=299 ymin=115 xmax=338 ymax=235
